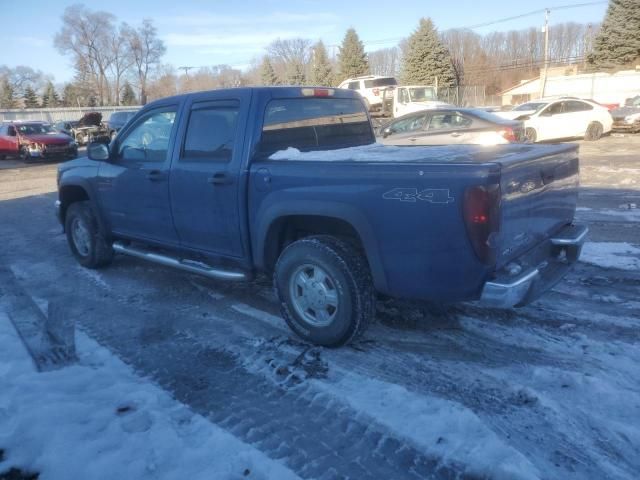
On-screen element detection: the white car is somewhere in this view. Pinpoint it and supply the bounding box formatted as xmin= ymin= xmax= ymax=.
xmin=338 ymin=75 xmax=397 ymax=112
xmin=392 ymin=85 xmax=453 ymax=117
xmin=496 ymin=98 xmax=613 ymax=142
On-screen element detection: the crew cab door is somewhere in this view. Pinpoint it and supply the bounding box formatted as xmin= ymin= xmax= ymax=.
xmin=169 ymin=91 xmax=250 ymax=257
xmin=96 ymin=106 xmax=180 ymax=244
xmin=0 ymin=125 xmax=20 ymax=155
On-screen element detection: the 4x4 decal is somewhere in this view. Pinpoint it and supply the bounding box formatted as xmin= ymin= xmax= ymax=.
xmin=382 ymin=188 xmax=455 ymax=204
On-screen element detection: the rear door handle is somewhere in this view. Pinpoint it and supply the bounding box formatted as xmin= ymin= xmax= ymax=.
xmin=450 ymin=132 xmax=463 ymax=137
xmin=208 ymin=172 xmax=233 ymax=185
xmin=146 ymin=170 xmax=166 ymax=181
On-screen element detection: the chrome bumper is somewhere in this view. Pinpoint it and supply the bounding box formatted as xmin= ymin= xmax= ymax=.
xmin=480 ymin=224 xmax=588 ymax=308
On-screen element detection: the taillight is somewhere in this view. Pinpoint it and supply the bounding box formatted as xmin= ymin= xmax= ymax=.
xmin=373 ymin=88 xmax=379 ymax=96
xmin=500 ymin=127 xmax=517 ymax=143
xmin=463 ymin=185 xmax=501 ymax=265
xmin=301 ymin=88 xmax=334 ymax=97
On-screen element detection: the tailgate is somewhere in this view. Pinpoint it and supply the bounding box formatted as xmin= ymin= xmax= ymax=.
xmin=496 ymin=144 xmax=579 ymax=268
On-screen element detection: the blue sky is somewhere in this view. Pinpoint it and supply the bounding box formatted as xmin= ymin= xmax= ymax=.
xmin=1 ymin=0 xmax=608 ymax=83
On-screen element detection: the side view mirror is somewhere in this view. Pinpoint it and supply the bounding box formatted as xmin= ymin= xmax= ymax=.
xmin=87 ymin=142 xmax=109 ymax=161
xmin=382 ymin=127 xmax=392 ymax=138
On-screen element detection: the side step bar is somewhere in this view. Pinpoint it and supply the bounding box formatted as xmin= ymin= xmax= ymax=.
xmin=112 ymin=242 xmax=247 ymax=281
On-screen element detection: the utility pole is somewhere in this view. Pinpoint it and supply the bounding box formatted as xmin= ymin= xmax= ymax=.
xmin=539 ymin=8 xmax=550 ymax=99
xmin=178 ymin=66 xmax=196 ymax=77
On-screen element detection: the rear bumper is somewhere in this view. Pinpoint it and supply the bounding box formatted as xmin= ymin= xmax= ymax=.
xmin=479 ymin=224 xmax=588 ymax=308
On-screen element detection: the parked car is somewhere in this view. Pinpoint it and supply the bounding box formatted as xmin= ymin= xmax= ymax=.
xmin=53 ymin=120 xmax=79 ymax=137
xmin=56 ymin=86 xmax=587 ymax=347
xmin=338 ymin=75 xmax=397 ymax=112
xmin=53 ymin=112 xmax=108 ymax=145
xmin=389 ymin=85 xmax=452 ymax=117
xmin=378 ymin=108 xmax=524 ymax=145
xmin=496 ymin=98 xmax=613 ymax=142
xmin=611 ymin=95 xmax=640 ymax=133
xmin=0 ymin=121 xmax=77 ymax=161
xmin=105 ymin=110 xmax=138 ymax=140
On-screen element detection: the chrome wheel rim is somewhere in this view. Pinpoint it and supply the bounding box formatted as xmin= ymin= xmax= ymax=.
xmin=289 ymin=264 xmax=339 ymax=327
xmin=71 ymin=217 xmax=91 ymax=257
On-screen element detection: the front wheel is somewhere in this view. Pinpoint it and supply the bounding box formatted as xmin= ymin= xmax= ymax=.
xmin=585 ymin=121 xmax=603 ymax=141
xmin=274 ymin=235 xmax=375 ymax=347
xmin=65 ymin=201 xmax=114 ymax=269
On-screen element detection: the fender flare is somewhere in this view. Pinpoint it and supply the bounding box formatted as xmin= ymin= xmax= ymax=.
xmin=254 ymin=200 xmax=388 ymax=293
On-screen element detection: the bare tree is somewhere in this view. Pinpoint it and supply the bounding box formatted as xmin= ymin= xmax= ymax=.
xmin=108 ymin=23 xmax=135 ymax=105
xmin=368 ymin=47 xmax=400 ymax=77
xmin=124 ymin=19 xmax=166 ymax=105
xmin=55 ymin=5 xmax=116 ymax=105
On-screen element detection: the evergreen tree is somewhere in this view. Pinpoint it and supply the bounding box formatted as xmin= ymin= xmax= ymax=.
xmin=588 ymin=0 xmax=640 ymax=69
xmin=338 ymin=28 xmax=369 ymax=79
xmin=23 ymin=86 xmax=39 ymax=108
xmin=121 ymin=81 xmax=137 ymax=105
xmin=401 ymin=18 xmax=456 ymax=88
xmin=260 ymin=56 xmax=279 ymax=85
xmin=310 ymin=40 xmax=334 ymax=86
xmin=286 ymin=61 xmax=307 ymax=85
xmin=41 ymin=81 xmax=60 ymax=108
xmin=0 ymin=78 xmax=16 ymax=109
xmin=62 ymin=83 xmax=78 ymax=107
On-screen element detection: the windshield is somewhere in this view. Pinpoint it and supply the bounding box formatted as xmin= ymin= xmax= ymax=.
xmin=514 ymin=102 xmax=547 ymax=112
xmin=408 ymin=87 xmax=436 ymax=102
xmin=16 ymin=124 xmax=56 ymax=135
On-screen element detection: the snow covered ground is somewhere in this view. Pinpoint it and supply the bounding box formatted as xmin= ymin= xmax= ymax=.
xmin=0 ymin=309 xmax=299 ymax=480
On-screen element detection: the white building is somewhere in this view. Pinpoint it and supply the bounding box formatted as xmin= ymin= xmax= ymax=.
xmin=500 ymin=68 xmax=640 ymax=106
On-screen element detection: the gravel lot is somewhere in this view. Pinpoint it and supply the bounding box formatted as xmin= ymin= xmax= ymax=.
xmin=0 ymin=136 xmax=638 ymax=479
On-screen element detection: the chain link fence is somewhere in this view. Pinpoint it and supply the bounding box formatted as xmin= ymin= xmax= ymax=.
xmin=0 ymin=106 xmax=141 ymax=123
xmin=437 ymin=86 xmax=501 ymax=108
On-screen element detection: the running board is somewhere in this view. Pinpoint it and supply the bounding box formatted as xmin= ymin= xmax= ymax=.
xmin=112 ymin=242 xmax=247 ymax=281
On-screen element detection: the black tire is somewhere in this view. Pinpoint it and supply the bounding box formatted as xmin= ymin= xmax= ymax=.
xmin=585 ymin=121 xmax=603 ymax=141
xmin=525 ymin=127 xmax=537 ymax=143
xmin=274 ymin=235 xmax=375 ymax=347
xmin=65 ymin=201 xmax=114 ymax=269
xmin=21 ymin=148 xmax=32 ymax=163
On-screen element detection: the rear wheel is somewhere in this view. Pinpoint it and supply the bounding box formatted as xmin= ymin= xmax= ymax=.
xmin=274 ymin=235 xmax=375 ymax=347
xmin=525 ymin=127 xmax=537 ymax=143
xmin=65 ymin=201 xmax=114 ymax=269
xmin=585 ymin=121 xmax=603 ymax=141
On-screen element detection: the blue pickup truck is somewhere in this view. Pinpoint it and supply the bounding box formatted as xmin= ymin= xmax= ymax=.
xmin=56 ymin=87 xmax=587 ymax=346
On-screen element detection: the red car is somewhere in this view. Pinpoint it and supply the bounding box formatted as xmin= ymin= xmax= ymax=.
xmin=0 ymin=121 xmax=78 ymax=162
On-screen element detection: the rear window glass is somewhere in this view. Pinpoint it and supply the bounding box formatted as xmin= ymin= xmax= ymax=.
xmin=469 ymin=109 xmax=513 ymax=124
xmin=363 ymin=78 xmax=397 ymax=88
xmin=260 ymin=98 xmax=373 ymax=155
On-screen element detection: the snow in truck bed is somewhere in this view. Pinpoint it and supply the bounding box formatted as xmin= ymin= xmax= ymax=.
xmin=269 ymin=142 xmax=578 ymax=164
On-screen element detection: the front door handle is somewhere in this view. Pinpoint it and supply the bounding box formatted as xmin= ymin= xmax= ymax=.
xmin=450 ymin=132 xmax=462 ymax=137
xmin=146 ymin=170 xmax=166 ymax=181
xmin=208 ymin=172 xmax=233 ymax=185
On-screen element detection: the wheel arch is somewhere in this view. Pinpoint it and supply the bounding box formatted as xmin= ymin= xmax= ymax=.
xmin=58 ymin=180 xmax=106 ymax=234
xmin=255 ymin=202 xmax=388 ymax=293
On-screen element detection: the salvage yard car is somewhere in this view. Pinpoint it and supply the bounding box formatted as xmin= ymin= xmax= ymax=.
xmin=497 ymin=98 xmax=613 ymax=142
xmin=105 ymin=110 xmax=138 ymax=140
xmin=377 ymin=107 xmax=524 ymax=145
xmin=56 ymin=86 xmax=587 ymax=347
xmin=338 ymin=75 xmax=398 ymax=112
xmin=0 ymin=121 xmax=78 ymax=161
xmin=611 ymin=95 xmax=640 ymax=133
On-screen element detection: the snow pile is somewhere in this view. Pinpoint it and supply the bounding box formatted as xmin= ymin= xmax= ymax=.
xmin=268 ymin=142 xmax=567 ymax=164
xmin=314 ymin=374 xmax=540 ymax=480
xmin=580 ymin=242 xmax=640 ymax=271
xmin=0 ymin=310 xmax=299 ymax=480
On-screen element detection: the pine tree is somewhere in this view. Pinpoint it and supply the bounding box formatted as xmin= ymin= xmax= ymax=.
xmin=121 ymin=81 xmax=137 ymax=105
xmin=260 ymin=56 xmax=279 ymax=85
xmin=41 ymin=81 xmax=60 ymax=108
xmin=588 ymin=0 xmax=640 ymax=69
xmin=62 ymin=83 xmax=78 ymax=107
xmin=310 ymin=41 xmax=334 ymax=86
xmin=0 ymin=78 xmax=16 ymax=109
xmin=338 ymin=28 xmax=369 ymax=79
xmin=401 ymin=18 xmax=456 ymax=88
xmin=286 ymin=61 xmax=306 ymax=85
xmin=23 ymin=86 xmax=39 ymax=108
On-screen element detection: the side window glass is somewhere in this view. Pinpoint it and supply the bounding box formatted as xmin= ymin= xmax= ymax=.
xmin=428 ymin=113 xmax=470 ymax=130
xmin=117 ymin=109 xmax=176 ymax=164
xmin=181 ymin=103 xmax=239 ymax=163
xmin=390 ymin=114 xmax=427 ymax=133
xmin=348 ymin=81 xmax=360 ymax=90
